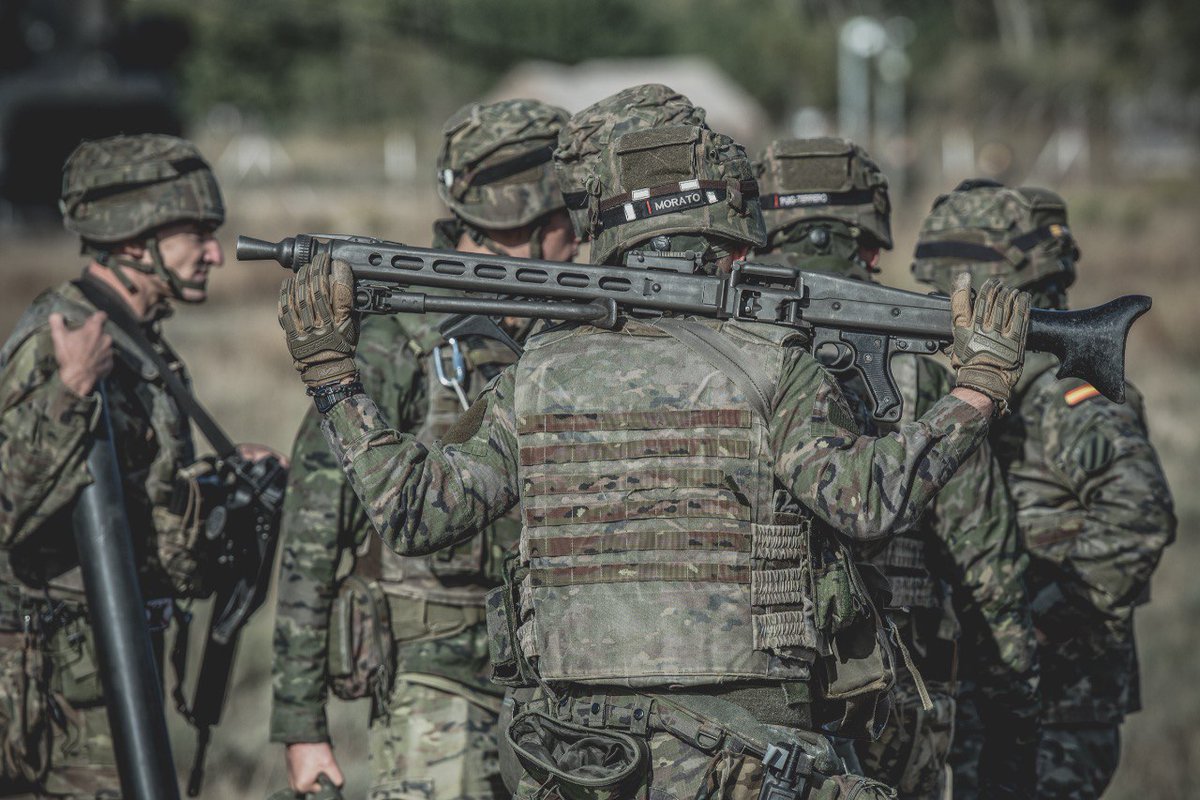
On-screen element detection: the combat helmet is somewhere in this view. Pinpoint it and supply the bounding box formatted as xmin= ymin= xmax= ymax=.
xmin=756 ymin=137 xmax=893 ymax=252
xmin=436 ymin=99 xmax=568 ymax=252
xmin=60 ymin=133 xmax=224 ymax=300
xmin=586 ymin=124 xmax=766 ymax=268
xmin=911 ymin=179 xmax=1079 ymax=299
xmin=554 ymin=83 xmax=708 ymax=241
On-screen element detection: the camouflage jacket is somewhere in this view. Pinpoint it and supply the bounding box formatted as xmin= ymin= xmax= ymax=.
xmin=0 ymin=278 xmax=200 ymax=608
xmin=847 ymin=356 xmax=1038 ymax=693
xmin=994 ymin=352 xmax=1175 ymax=724
xmin=269 ymin=313 xmax=520 ymax=744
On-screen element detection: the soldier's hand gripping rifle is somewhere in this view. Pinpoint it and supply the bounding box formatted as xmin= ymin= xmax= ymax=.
xmin=239 ymin=233 xmax=1151 ymax=420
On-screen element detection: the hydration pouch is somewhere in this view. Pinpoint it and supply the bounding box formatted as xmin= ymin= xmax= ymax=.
xmin=506 ymin=710 xmax=646 ymax=800
xmin=327 ymin=576 xmax=393 ymax=702
xmin=45 ymin=612 xmax=103 ymax=707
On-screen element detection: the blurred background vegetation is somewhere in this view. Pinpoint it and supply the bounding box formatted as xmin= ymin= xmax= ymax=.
xmin=1 ymin=0 xmax=1198 ymax=797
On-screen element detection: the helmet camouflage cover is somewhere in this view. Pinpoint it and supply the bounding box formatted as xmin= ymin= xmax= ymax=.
xmin=752 ymin=218 xmax=876 ymax=282
xmin=436 ymin=98 xmax=568 ymax=230
xmin=60 ymin=133 xmax=224 ymax=243
xmin=911 ymin=180 xmax=1079 ymax=295
xmin=755 ymin=137 xmax=892 ymax=251
xmin=587 ymin=124 xmax=766 ymax=266
xmin=554 ymin=83 xmax=708 ymax=240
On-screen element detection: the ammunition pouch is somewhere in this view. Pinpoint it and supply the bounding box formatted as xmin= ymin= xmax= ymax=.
xmin=485 ymin=556 xmax=538 ymax=688
xmin=156 ymin=456 xmax=221 ymax=598
xmin=44 ymin=606 xmax=103 ymax=708
xmin=327 ymin=576 xmax=393 ymax=703
xmin=811 ymin=543 xmax=897 ymax=740
xmin=506 ymin=710 xmax=647 ymax=800
xmin=386 ymin=591 xmax=485 ymax=645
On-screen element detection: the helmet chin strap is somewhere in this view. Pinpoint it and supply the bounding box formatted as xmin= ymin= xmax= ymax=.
xmin=87 ymin=234 xmax=206 ymax=305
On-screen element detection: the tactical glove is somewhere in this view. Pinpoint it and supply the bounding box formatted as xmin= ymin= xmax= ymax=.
xmin=278 ymin=251 xmax=359 ymax=387
xmin=950 ymin=274 xmax=1031 ymax=413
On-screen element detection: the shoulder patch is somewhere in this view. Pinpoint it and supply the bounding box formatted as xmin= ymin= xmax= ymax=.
xmin=1064 ymin=383 xmax=1100 ymax=407
xmin=1075 ymin=430 xmax=1116 ymax=475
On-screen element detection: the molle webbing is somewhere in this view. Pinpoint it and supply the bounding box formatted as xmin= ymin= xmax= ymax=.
xmin=869 ymin=534 xmax=940 ymax=610
xmin=524 ymin=496 xmax=749 ymax=527
xmin=524 ymin=530 xmax=753 ymax=558
xmin=521 ymin=466 xmax=729 ymax=497
xmin=518 ymin=409 xmax=752 ymax=434
xmin=520 ymin=436 xmax=750 ymax=465
xmin=530 ymin=562 xmax=750 ymax=588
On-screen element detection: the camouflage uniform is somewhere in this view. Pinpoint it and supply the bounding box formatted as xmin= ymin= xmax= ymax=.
xmin=912 ymin=182 xmax=1176 ymax=800
xmin=755 ymin=141 xmax=1040 ymax=800
xmin=294 ymin=105 xmax=1014 ymax=799
xmin=0 ymin=135 xmax=224 ymax=798
xmin=270 ymin=99 xmax=567 ymax=800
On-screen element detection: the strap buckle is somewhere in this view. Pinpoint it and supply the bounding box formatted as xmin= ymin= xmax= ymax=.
xmin=433 ymin=337 xmax=470 ymax=410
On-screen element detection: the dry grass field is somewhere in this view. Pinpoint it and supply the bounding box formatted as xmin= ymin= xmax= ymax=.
xmin=1 ymin=165 xmax=1196 ymax=797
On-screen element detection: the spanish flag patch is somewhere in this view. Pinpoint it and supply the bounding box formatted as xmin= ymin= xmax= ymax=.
xmin=1064 ymin=384 xmax=1101 ymax=407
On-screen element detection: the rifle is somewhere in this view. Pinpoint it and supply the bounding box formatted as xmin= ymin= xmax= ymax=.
xmin=180 ymin=449 xmax=286 ymax=797
xmin=238 ymin=233 xmax=1151 ymax=421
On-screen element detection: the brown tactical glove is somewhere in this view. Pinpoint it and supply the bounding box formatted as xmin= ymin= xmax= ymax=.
xmin=950 ymin=274 xmax=1031 ymax=414
xmin=278 ymin=251 xmax=359 ymax=387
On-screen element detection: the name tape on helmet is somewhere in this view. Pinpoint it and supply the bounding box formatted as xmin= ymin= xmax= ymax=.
xmin=597 ymin=178 xmax=757 ymax=233
xmin=761 ymin=188 xmax=877 ymax=211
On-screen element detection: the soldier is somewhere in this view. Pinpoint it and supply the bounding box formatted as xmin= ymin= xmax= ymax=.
xmin=753 ymin=141 xmax=1041 ymax=798
xmin=911 ymin=180 xmax=1176 ymax=799
xmin=274 ymin=114 xmax=1033 ymax=798
xmin=0 ymin=134 xmax=280 ymax=798
xmin=270 ymin=98 xmax=577 ymax=799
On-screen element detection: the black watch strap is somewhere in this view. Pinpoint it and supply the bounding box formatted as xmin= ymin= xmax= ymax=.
xmin=307 ymin=380 xmax=364 ymax=414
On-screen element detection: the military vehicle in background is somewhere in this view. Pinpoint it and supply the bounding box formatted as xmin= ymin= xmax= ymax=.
xmin=0 ymin=0 xmax=188 ymax=225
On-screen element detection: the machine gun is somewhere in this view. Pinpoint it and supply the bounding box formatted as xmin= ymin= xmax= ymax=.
xmin=238 ymin=233 xmax=1152 ymax=420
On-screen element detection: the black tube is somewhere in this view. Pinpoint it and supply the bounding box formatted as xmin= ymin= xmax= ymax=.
xmin=72 ymin=382 xmax=181 ymax=800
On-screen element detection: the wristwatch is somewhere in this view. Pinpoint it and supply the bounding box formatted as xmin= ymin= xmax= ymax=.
xmin=307 ymin=380 xmax=364 ymax=414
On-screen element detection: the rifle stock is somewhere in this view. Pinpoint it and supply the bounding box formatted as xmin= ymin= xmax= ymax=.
xmin=239 ymin=234 xmax=1150 ymax=421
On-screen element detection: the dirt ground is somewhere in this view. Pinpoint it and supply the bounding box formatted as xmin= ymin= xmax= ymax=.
xmin=1 ymin=170 xmax=1196 ymax=798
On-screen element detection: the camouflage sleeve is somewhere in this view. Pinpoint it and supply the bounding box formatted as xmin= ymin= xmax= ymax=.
xmin=320 ymin=367 xmax=521 ymax=557
xmin=270 ymin=316 xmax=427 ymax=743
xmin=0 ymin=329 xmax=99 ymax=546
xmin=771 ymin=350 xmax=991 ymax=541
xmin=1037 ymin=386 xmax=1176 ymax=623
xmin=937 ymin=439 xmax=1041 ymax=788
xmin=269 ymin=406 xmax=358 ymax=743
